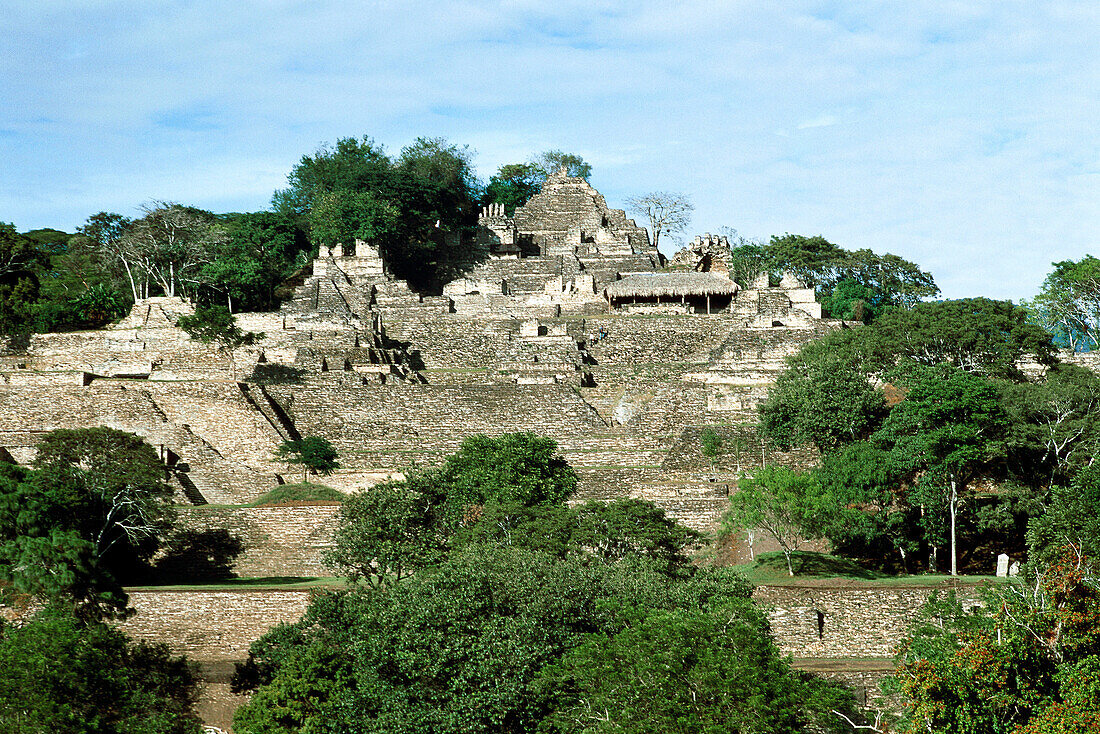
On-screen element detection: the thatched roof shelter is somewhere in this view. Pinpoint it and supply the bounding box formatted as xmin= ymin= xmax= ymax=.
xmin=603 ymin=272 xmax=740 ymax=300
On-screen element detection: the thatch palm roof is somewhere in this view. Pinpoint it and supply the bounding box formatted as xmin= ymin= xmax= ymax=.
xmin=604 ymin=272 xmax=740 ymax=299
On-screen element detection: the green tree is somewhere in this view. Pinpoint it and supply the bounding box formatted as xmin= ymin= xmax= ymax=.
xmin=482 ymin=163 xmax=541 ymax=214
xmin=177 ymin=304 xmax=263 ymax=374
xmin=721 ymin=466 xmax=835 ymax=576
xmin=567 ymin=499 xmax=700 ymax=575
xmin=325 ymin=475 xmax=447 ymax=586
xmin=727 ymin=240 xmax=770 ymax=288
xmin=1001 ymin=364 xmax=1100 ymax=486
xmin=1026 ymin=464 xmax=1100 ymax=569
xmin=234 ymin=547 xmax=794 ymax=734
xmin=891 ymin=551 xmax=1100 ymax=734
xmin=530 ymin=150 xmax=592 ymax=180
xmin=196 ymin=211 xmax=309 ymax=312
xmin=856 ymin=298 xmax=1057 ymax=379
xmin=436 ymin=432 xmax=577 ymax=526
xmin=816 ymin=441 xmax=922 ymax=572
xmin=872 ymin=363 xmax=1009 ymax=576
xmin=276 ymin=436 xmax=340 ymax=483
xmin=273 ymin=135 xmax=483 ymax=291
xmin=760 ymin=236 xmax=938 ymax=319
xmin=535 ymin=606 xmax=856 ymax=734
xmin=0 ymin=606 xmax=202 ymax=734
xmin=0 ymin=221 xmax=48 ymax=337
xmin=307 ymin=189 xmax=399 ymax=257
xmin=824 ymin=249 xmax=940 ymax=315
xmin=1028 ymin=256 xmax=1100 ymax=351
xmin=272 ymin=136 xmax=394 ymax=217
xmin=759 ymin=348 xmax=886 ymax=453
xmin=0 ymin=428 xmax=173 ymax=617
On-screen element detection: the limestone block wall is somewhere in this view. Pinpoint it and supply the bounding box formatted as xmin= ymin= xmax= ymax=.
xmin=269 ymin=380 xmax=609 ymax=463
xmin=586 ymin=314 xmax=737 ymax=367
xmin=0 ymin=382 xmax=279 ymax=504
xmin=177 ymin=505 xmax=342 ymax=578
xmin=145 ymin=382 xmax=283 ymax=470
xmin=116 ymin=583 xmax=977 ymax=668
xmin=119 ymin=590 xmax=315 ymax=662
xmin=382 ymin=316 xmax=523 ymax=370
xmin=753 ymin=584 xmax=984 ymax=658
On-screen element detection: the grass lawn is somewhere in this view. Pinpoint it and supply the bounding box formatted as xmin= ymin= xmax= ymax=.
xmin=127 ymin=576 xmax=347 ymax=592
xmin=735 ymin=551 xmax=1005 ymax=587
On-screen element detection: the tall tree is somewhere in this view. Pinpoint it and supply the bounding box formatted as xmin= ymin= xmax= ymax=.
xmin=759 ymin=348 xmax=887 ymax=453
xmin=872 ymin=363 xmax=1009 ymax=576
xmin=1001 ymin=363 xmax=1100 ymax=486
xmin=272 ymin=136 xmax=394 ymax=217
xmin=325 ymin=474 xmax=446 ymax=586
xmin=196 ymin=211 xmax=309 ymax=312
xmin=274 ymin=135 xmax=482 ymax=290
xmin=0 ymin=222 xmax=47 ymax=337
xmin=0 ymin=428 xmax=174 ymax=618
xmin=626 ymin=192 xmax=694 ymax=251
xmin=765 ymin=234 xmax=847 ymax=288
xmin=1028 ymin=255 xmax=1100 ymax=351
xmin=482 ymin=163 xmax=541 ymax=214
xmin=529 ymin=149 xmax=592 ymax=180
xmin=891 ymin=552 xmax=1100 ymax=734
xmin=113 ymin=203 xmax=224 ymax=300
xmin=721 ymin=466 xmax=835 ymax=576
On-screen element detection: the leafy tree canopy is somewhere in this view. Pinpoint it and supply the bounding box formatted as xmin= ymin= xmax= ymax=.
xmin=0 ymin=221 xmax=48 ymax=337
xmin=1001 ymin=363 xmax=1100 ymax=486
xmin=437 ymin=432 xmax=577 ymax=517
xmin=0 ymin=605 xmax=202 ymax=733
xmin=177 ymin=304 xmax=263 ymax=352
xmin=761 ymin=235 xmax=939 ymax=320
xmin=272 ymin=135 xmax=482 ymax=291
xmin=891 ymin=551 xmax=1100 ymax=734
xmin=1026 ymin=255 xmax=1100 ymax=351
xmin=482 ymin=163 xmax=541 ymax=215
xmin=758 ymin=347 xmax=886 ymax=453
xmin=1026 ymin=464 xmax=1100 ymax=570
xmin=481 ymin=150 xmax=593 ymax=214
xmin=195 ymin=210 xmax=310 ymax=312
xmin=235 ymin=545 xmax=853 ymax=734
xmin=0 ymin=428 xmax=174 ymax=618
xmin=721 ymin=466 xmax=837 ymax=576
xmin=276 ymin=436 xmax=340 ymax=483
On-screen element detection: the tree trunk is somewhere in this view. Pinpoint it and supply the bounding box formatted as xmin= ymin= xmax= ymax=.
xmin=783 ymin=547 xmax=794 ymax=576
xmin=949 ymin=476 xmax=958 ymax=577
xmin=121 ymin=257 xmax=139 ymax=302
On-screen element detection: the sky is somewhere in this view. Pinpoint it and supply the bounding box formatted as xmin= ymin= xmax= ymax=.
xmin=1 ymin=1 xmax=1097 ymax=301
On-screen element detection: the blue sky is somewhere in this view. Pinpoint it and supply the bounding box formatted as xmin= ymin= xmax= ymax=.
xmin=2 ymin=1 xmax=1097 ymax=301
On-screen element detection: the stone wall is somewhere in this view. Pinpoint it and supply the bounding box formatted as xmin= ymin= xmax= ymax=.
xmin=119 ymin=589 xmax=315 ymax=662
xmin=118 ymin=582 xmax=973 ymax=666
xmin=177 ymin=505 xmax=342 ymax=578
xmin=0 ymin=381 xmax=280 ymax=504
xmin=753 ymin=583 xmax=985 ymax=658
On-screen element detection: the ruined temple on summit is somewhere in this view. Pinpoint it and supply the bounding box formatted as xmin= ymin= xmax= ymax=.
xmin=0 ymin=170 xmax=852 ymax=578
